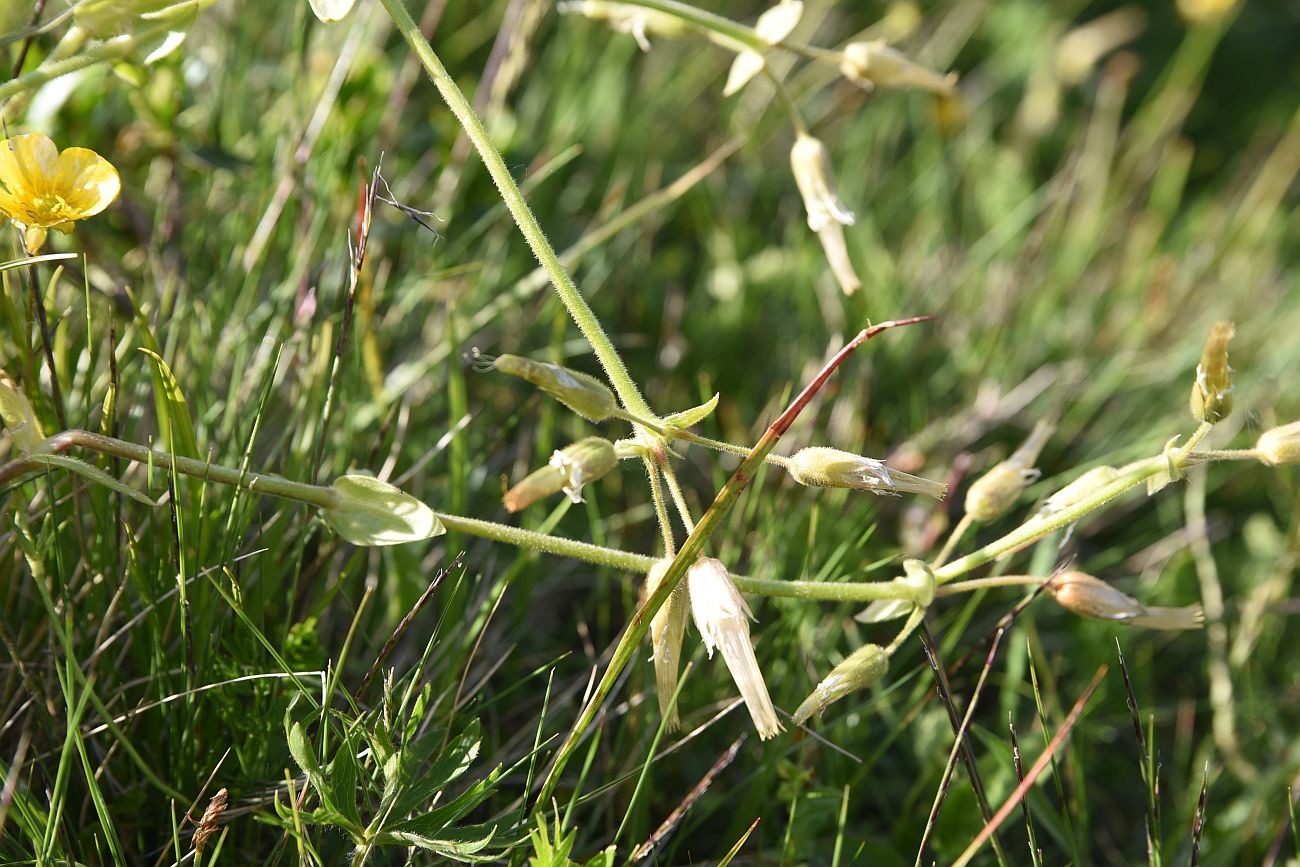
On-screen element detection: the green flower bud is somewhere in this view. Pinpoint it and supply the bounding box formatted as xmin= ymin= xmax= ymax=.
xmin=793 ymin=643 xmax=888 ymax=724
xmin=503 ymin=437 xmax=617 ymax=512
xmin=489 ymin=353 xmax=618 ymax=422
xmin=1189 ymin=321 xmax=1235 ymax=424
xmin=964 ymin=421 xmax=1053 ymax=522
xmin=1048 ymin=571 xmax=1204 ymax=631
xmin=321 ymin=474 xmax=444 ymax=546
xmin=788 ymin=447 xmax=947 ymax=499
xmin=1256 ymin=421 xmax=1300 ymax=466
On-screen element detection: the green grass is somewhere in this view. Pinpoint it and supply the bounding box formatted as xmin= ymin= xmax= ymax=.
xmin=1 ymin=0 xmax=1299 ymax=864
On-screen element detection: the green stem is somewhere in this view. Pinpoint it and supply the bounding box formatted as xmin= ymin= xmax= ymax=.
xmin=933 ymin=448 xmax=1191 ymax=585
xmin=8 ymin=430 xmax=337 ymax=508
xmin=1187 ymin=448 xmax=1259 ymax=462
xmin=763 ymin=66 xmax=809 ymax=136
xmin=659 ymin=462 xmax=697 ymax=533
xmin=613 ymin=0 xmax=765 ymax=51
xmin=672 ymin=428 xmax=793 ymax=469
xmin=931 ymin=514 xmax=972 ymax=570
xmin=378 ymin=0 xmax=656 ymax=423
xmin=935 ymin=574 xmax=1044 ymax=597
xmin=0 ymin=21 xmax=172 ymax=107
xmin=643 ymin=456 xmax=676 ymax=555
xmin=532 ymin=318 xmax=929 ymax=808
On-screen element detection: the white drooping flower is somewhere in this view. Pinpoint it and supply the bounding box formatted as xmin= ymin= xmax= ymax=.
xmin=789 ymin=134 xmax=860 ymax=294
xmin=723 ymin=1 xmax=803 ymax=96
xmin=688 ymin=557 xmax=783 ymax=739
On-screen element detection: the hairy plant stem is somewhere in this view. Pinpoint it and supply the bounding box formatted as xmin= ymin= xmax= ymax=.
xmin=643 ymin=456 xmax=676 ymax=555
xmin=532 ymin=318 xmax=930 ymax=808
xmin=932 ymin=427 xmax=1212 ymax=584
xmin=611 ymin=407 xmax=795 ymax=468
xmin=378 ymin=0 xmax=657 ymax=424
xmin=763 ymin=66 xmax=809 ymax=136
xmin=659 ymin=463 xmax=697 ymax=533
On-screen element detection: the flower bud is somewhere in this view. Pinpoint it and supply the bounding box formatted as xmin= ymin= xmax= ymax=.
xmin=0 ymin=371 xmax=44 ymax=455
xmin=503 ymin=437 xmax=617 ymax=512
xmin=789 ymin=135 xmax=854 ymax=234
xmin=322 ymin=475 xmax=444 ymax=546
xmin=557 ymin=0 xmax=688 ymax=51
xmin=839 ymin=40 xmax=957 ymax=95
xmin=788 ymin=447 xmax=947 ymax=499
xmin=793 ymin=644 xmax=888 ymax=723
xmin=789 ymin=134 xmax=860 ymax=294
xmin=1038 ymin=466 xmax=1121 ymax=516
xmin=644 ymin=559 xmax=690 ymax=731
xmin=688 ymin=558 xmax=782 ymax=740
xmin=1256 ymin=421 xmax=1300 ymax=466
xmin=1189 ymin=321 xmax=1234 ymax=424
xmin=490 ymin=354 xmax=618 ymax=422
xmin=722 ymin=1 xmax=803 ymax=96
xmin=1048 ymin=571 xmax=1204 ymax=631
xmin=964 ymin=421 xmax=1053 ymax=522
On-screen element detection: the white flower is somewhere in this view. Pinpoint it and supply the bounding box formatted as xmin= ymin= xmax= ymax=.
xmin=688 ymin=558 xmax=783 ymax=739
xmin=723 ymin=1 xmax=803 ymax=96
xmin=789 ymin=134 xmax=854 ymax=232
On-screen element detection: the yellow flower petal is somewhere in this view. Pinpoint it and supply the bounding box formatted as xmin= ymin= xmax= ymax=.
xmin=54 ymin=147 xmax=121 ymax=217
xmin=0 ymin=134 xmax=59 ymax=202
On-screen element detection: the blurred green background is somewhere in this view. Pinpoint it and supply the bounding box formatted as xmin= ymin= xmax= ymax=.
xmin=1 ymin=0 xmax=1298 ymax=863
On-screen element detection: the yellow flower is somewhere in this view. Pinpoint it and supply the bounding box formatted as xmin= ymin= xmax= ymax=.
xmin=0 ymin=133 xmax=120 ymax=253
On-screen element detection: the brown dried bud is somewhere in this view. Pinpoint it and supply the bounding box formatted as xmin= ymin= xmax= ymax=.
xmin=192 ymin=787 xmax=228 ymax=854
xmin=793 ymin=643 xmax=888 ymax=724
xmin=1256 ymin=421 xmax=1300 ymax=466
xmin=1189 ymin=321 xmax=1235 ymax=424
xmin=1048 ymin=571 xmax=1204 ymax=630
xmin=503 ymin=437 xmax=617 ymax=511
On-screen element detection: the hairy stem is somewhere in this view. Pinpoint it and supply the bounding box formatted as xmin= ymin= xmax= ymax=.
xmin=378 ymin=0 xmax=657 ymax=423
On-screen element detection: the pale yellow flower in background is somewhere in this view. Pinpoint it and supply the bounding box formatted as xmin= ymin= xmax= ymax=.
xmin=0 ymin=133 xmax=120 ymax=253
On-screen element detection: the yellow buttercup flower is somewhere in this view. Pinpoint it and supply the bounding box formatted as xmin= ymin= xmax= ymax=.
xmin=0 ymin=133 xmax=120 ymax=253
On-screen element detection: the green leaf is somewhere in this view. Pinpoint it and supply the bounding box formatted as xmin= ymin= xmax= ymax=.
xmin=663 ymin=392 xmax=720 ymax=430
xmin=328 ymin=727 xmax=363 ymax=831
xmin=138 ymin=346 xmax=200 ymax=460
xmin=287 ymin=721 xmax=321 ymax=777
xmin=384 ymin=823 xmax=499 ymax=861
xmin=29 ymin=454 xmax=158 ymax=506
xmin=320 ymin=474 xmax=445 ymax=546
xmin=390 ymin=766 xmax=503 ymax=836
xmin=388 ymin=720 xmax=483 ymax=819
